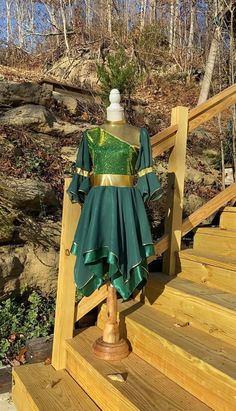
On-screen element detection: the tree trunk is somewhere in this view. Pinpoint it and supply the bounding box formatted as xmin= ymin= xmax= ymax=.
xmin=6 ymin=0 xmax=13 ymax=44
xmin=169 ymin=0 xmax=174 ymax=52
xmin=197 ymin=26 xmax=220 ymax=105
xmin=229 ymin=3 xmax=236 ymax=181
xmin=150 ymin=0 xmax=156 ymax=23
xmin=172 ymin=0 xmax=179 ymax=52
xmin=107 ymin=0 xmax=112 ymax=36
xmin=140 ymin=0 xmax=147 ymax=30
xmin=85 ymin=0 xmax=91 ymax=35
xmin=187 ymin=0 xmax=196 ymax=61
xmin=60 ymin=0 xmax=70 ymax=55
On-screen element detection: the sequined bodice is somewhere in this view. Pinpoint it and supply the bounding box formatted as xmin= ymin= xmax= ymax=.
xmin=86 ymin=127 xmax=139 ymax=175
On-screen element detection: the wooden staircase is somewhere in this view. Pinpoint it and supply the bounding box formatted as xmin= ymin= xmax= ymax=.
xmin=95 ymin=208 xmax=236 ymax=411
xmin=178 ymin=207 xmax=236 ymax=294
xmin=12 ymin=83 xmax=236 ymax=410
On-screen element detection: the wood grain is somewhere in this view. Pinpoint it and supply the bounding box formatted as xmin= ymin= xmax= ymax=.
xmin=220 ymin=207 xmax=236 ymax=230
xmin=178 ymin=249 xmax=236 ymax=294
xmin=152 ymin=187 xmax=236 ymax=259
xmin=51 ymin=178 xmax=80 ymax=370
xmin=98 ymin=300 xmax=236 ymax=411
xmin=194 ymin=227 xmax=236 ymax=257
xmin=141 ymin=273 xmax=236 ymax=346
xmin=65 ymin=327 xmax=212 ymax=411
xmin=163 ymin=106 xmax=188 ymax=275
xmin=74 ymin=284 xmax=108 ymax=322
xmin=12 ymin=362 xmax=100 ymax=411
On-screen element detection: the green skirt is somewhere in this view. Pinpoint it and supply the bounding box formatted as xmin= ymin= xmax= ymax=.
xmin=69 ymin=185 xmax=156 ymax=300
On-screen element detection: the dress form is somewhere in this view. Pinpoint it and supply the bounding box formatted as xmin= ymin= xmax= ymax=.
xmin=92 ymin=89 xmax=131 ymax=360
xmin=101 ymin=89 xmax=140 ymax=147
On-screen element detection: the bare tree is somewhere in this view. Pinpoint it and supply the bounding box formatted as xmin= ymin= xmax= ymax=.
xmin=6 ymin=0 xmax=13 ymax=44
xmin=169 ymin=0 xmax=174 ymax=53
xmin=107 ymin=0 xmax=112 ymax=36
xmin=59 ymin=0 xmax=70 ymax=54
xmin=149 ymin=0 xmax=157 ymax=23
xmin=197 ymin=0 xmax=223 ymax=105
xmin=187 ymin=0 xmax=196 ymax=62
xmin=140 ymin=0 xmax=147 ymax=30
xmin=229 ymin=1 xmax=236 ymax=180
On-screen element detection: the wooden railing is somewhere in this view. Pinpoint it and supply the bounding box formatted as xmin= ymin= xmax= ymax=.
xmin=152 ymin=83 xmax=236 ymax=156
xmin=51 ymin=83 xmax=236 ymax=370
xmin=152 ymin=83 xmax=236 ymax=274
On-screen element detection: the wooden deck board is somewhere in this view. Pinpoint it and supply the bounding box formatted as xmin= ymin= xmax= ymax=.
xmin=65 ymin=326 xmax=212 ymax=411
xmin=12 ymin=362 xmax=100 ymax=411
xmin=220 ymin=207 xmax=236 ymax=231
xmin=177 ymin=249 xmax=236 ymax=294
xmin=193 ymin=227 xmax=236 ymax=257
xmin=140 ymin=272 xmax=236 ymax=345
xmin=98 ymin=300 xmax=236 ymax=410
xmin=179 ymin=248 xmax=236 ymax=270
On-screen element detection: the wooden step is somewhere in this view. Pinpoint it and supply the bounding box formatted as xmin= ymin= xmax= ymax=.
xmin=177 ymin=249 xmax=236 ymax=294
xmin=193 ymin=227 xmax=236 ymax=256
xmin=65 ymin=326 xmax=212 ymax=411
xmin=137 ymin=273 xmax=236 ymax=345
xmin=220 ymin=207 xmax=236 ymax=230
xmin=12 ymin=362 xmax=100 ymax=411
xmin=97 ymin=301 xmax=236 ymax=411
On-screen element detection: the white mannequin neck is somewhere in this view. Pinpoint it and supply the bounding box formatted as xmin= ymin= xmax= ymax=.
xmin=106 ymin=89 xmax=125 ymax=122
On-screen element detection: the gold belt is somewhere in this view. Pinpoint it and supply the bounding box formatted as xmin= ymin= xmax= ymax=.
xmin=90 ymin=174 xmax=134 ymax=187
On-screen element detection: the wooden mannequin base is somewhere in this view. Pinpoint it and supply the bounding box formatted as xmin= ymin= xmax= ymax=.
xmin=92 ymin=336 xmax=130 ymax=361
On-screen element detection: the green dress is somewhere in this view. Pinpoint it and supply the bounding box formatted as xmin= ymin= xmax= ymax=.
xmin=67 ymin=126 xmax=163 ymax=300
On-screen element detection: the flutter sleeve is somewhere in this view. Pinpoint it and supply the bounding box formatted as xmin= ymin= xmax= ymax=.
xmin=135 ymin=127 xmax=163 ymax=203
xmin=66 ymin=131 xmax=92 ymax=204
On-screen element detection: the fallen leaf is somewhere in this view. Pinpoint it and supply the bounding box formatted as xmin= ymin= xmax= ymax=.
xmin=46 ymin=379 xmax=61 ymax=388
xmin=10 ymin=359 xmax=21 ymax=367
xmin=81 ymin=112 xmax=89 ymax=121
xmin=44 ymin=357 xmax=51 ymax=365
xmin=174 ymin=321 xmax=190 ymax=328
xmin=8 ymin=333 xmax=17 ymax=342
xmin=16 ymin=347 xmax=27 ymax=364
xmin=107 ymin=373 xmax=126 ymax=382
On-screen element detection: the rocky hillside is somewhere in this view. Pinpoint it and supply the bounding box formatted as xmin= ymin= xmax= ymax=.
xmin=0 ymin=74 xmax=222 ymax=299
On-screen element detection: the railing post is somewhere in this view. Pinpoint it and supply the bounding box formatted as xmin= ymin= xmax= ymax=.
xmin=51 ymin=178 xmax=80 ymax=370
xmin=163 ymin=106 xmax=189 ymax=275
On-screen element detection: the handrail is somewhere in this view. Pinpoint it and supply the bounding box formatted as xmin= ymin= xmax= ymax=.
xmin=151 ymin=83 xmax=236 ymax=157
xmin=74 ymin=284 xmax=108 ymax=322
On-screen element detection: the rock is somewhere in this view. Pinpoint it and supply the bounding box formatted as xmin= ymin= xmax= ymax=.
xmin=0 ymin=246 xmax=26 ymax=299
xmin=185 ymin=167 xmax=204 ymax=184
xmin=0 ymin=104 xmax=83 ymax=136
xmin=53 ymin=120 xmax=83 ymax=136
xmin=0 ymin=244 xmax=59 ymax=298
xmin=60 ymin=146 xmax=77 ymax=162
xmin=203 ymin=173 xmax=219 ymax=185
xmin=53 ymin=91 xmax=78 ymax=114
xmin=27 ymin=132 xmax=59 ymax=149
xmin=0 ymin=176 xmax=58 ymax=214
xmin=202 ymin=148 xmax=218 ymax=158
xmin=184 ymin=194 xmax=205 ymax=216
xmin=0 ymin=215 xmax=16 ymax=244
xmin=18 ymin=219 xmax=61 ymax=249
xmin=0 ymin=82 xmax=52 ymax=107
xmin=155 ymin=162 xmax=168 ymax=174
xmin=48 ymin=56 xmax=99 ymax=91
xmin=25 ymin=335 xmax=53 ymax=364
xmin=0 ymin=104 xmax=56 ymax=133
xmin=52 ymin=90 xmax=100 ymax=116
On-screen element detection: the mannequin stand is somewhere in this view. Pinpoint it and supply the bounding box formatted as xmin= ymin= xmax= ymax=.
xmin=92 ymin=284 xmax=130 ymax=361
